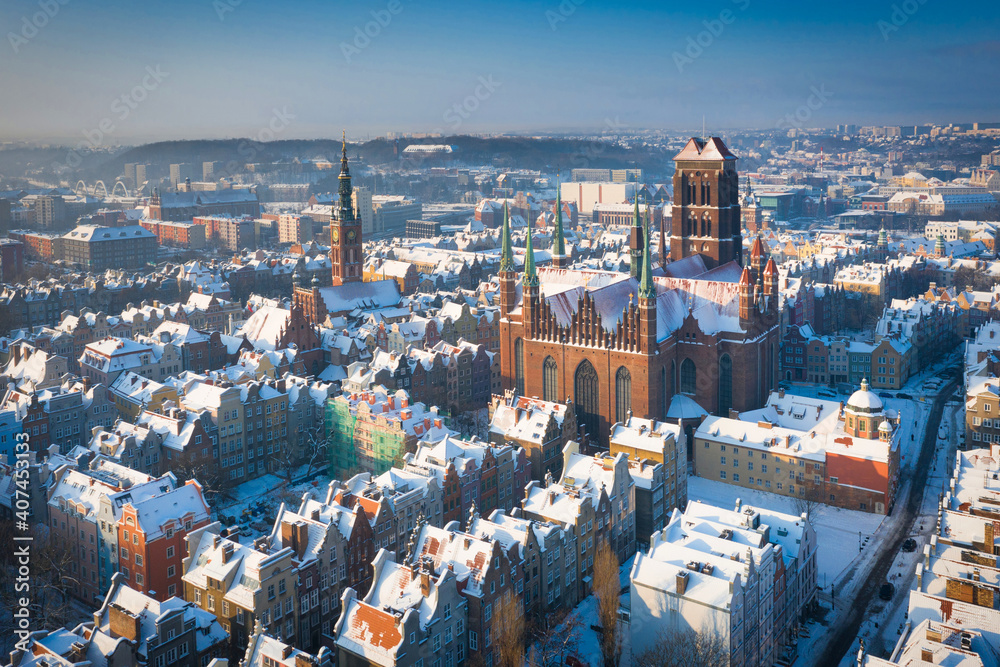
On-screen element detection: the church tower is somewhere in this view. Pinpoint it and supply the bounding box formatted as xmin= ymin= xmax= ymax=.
xmin=331 ymin=132 xmax=363 ymax=285
xmin=670 ymin=137 xmax=742 ymax=269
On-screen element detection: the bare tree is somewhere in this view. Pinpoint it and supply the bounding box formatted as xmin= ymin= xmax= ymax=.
xmin=593 ymin=539 xmax=622 ymax=667
xmin=531 ymin=609 xmax=581 ymax=667
xmin=793 ymin=495 xmax=820 ymax=521
xmin=494 ymin=591 xmax=526 ymax=667
xmin=302 ymin=425 xmax=328 ymax=477
xmin=632 ymin=626 xmax=728 ymax=667
xmin=0 ymin=524 xmax=91 ymax=641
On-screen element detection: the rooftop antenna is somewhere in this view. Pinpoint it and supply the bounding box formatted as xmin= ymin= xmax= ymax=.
xmin=702 ymin=115 xmax=706 ymax=139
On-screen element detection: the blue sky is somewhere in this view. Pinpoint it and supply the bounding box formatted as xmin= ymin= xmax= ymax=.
xmin=1 ymin=0 xmax=998 ymax=142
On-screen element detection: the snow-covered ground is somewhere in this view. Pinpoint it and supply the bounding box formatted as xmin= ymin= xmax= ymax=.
xmin=687 ymin=477 xmax=884 ymax=588
xmin=533 ymin=556 xmax=635 ymax=667
xmin=210 ymin=471 xmax=330 ymax=539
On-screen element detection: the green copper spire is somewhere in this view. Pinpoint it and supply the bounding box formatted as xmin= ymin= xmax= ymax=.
xmin=499 ymin=202 xmax=515 ymax=273
xmin=633 ymin=196 xmax=641 ymax=227
xmin=552 ymin=184 xmax=566 ymax=258
xmin=524 ymin=208 xmax=539 ymax=287
xmin=639 ymin=213 xmax=655 ymax=299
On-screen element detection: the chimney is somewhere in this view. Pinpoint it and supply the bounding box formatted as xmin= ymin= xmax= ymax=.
xmin=778 ymin=388 xmax=785 ymax=399
xmin=295 ymin=521 xmax=309 ymax=559
xmin=68 ymin=642 xmax=87 ymax=663
xmin=281 ymin=520 xmax=295 ymax=549
xmin=107 ymin=604 xmax=141 ymax=641
xmin=221 ymin=542 xmax=235 ymax=564
xmin=729 ymin=409 xmax=740 ymax=420
xmin=986 ymin=522 xmax=995 ymax=550
xmin=675 ymin=570 xmax=689 ymax=595
xmin=420 ymin=564 xmax=431 ymax=597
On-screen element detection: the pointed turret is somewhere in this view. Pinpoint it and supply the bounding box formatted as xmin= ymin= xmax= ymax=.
xmin=763 ymin=257 xmax=778 ymax=312
xmin=499 ymin=202 xmax=515 ymax=273
xmin=523 ymin=210 xmax=539 ymax=288
xmin=551 ymin=184 xmax=568 ymax=268
xmin=749 ymin=234 xmax=766 ymax=281
xmin=738 ymin=265 xmax=753 ymax=322
xmin=656 ymin=204 xmax=666 ymax=267
xmin=337 ymin=130 xmax=354 ymax=223
xmin=630 ymin=197 xmax=644 ymax=280
xmin=639 ymin=219 xmax=655 ymax=301
xmin=739 ymin=265 xmax=752 ymax=285
xmin=498 ymin=202 xmax=517 ymax=319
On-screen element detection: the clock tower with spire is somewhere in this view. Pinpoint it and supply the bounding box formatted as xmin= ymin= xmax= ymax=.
xmin=331 ymin=132 xmax=363 ymax=285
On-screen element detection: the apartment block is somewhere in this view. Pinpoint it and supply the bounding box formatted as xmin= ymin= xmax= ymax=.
xmin=182 ymin=522 xmax=299 ymax=651
xmin=609 ymin=415 xmax=687 ymax=545
xmin=692 ymin=384 xmax=901 ymax=514
xmin=402 ymin=435 xmax=531 ymax=525
xmin=489 ymin=393 xmax=578 ymax=481
xmin=325 ymin=386 xmax=453 ymax=477
xmin=630 ymin=498 xmax=817 ymax=667
xmin=334 ymin=549 xmax=468 ymax=667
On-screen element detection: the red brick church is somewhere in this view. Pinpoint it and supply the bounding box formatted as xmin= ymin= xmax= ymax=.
xmin=499 ymin=137 xmax=781 ymax=445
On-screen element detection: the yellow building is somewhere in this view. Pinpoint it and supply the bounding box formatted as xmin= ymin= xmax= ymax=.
xmin=109 ymin=371 xmax=178 ymax=420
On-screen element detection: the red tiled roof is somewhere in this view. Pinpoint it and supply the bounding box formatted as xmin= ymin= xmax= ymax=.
xmin=350 ymin=604 xmax=402 ymax=650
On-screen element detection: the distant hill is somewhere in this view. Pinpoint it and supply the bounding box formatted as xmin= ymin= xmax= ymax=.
xmin=73 ymin=135 xmax=671 ymax=182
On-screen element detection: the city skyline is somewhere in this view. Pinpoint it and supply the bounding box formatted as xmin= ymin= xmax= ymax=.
xmin=1 ymin=0 xmax=999 ymax=143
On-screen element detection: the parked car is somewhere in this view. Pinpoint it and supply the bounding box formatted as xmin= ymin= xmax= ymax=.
xmin=897 ymin=392 xmax=912 ymax=399
xmin=878 ymin=392 xmax=893 ymax=399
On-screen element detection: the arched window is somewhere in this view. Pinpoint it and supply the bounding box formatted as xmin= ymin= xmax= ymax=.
xmin=514 ymin=338 xmax=524 ymax=396
xmin=543 ymin=356 xmax=558 ymax=403
xmin=718 ymin=354 xmax=733 ymax=415
xmin=574 ymin=360 xmax=600 ymax=439
xmin=615 ymin=367 xmax=632 ymax=423
xmin=681 ymin=358 xmax=696 ymax=395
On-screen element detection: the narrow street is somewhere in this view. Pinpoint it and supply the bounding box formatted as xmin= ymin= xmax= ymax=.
xmin=816 ymin=373 xmax=961 ymax=667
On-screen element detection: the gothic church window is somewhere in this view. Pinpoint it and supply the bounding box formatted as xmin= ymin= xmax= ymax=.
xmin=514 ymin=338 xmax=524 ymax=396
xmin=681 ymin=358 xmax=696 ymax=395
xmin=615 ymin=367 xmax=631 ymax=424
xmin=574 ymin=360 xmax=600 ymax=439
xmin=543 ymin=357 xmax=558 ymax=403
